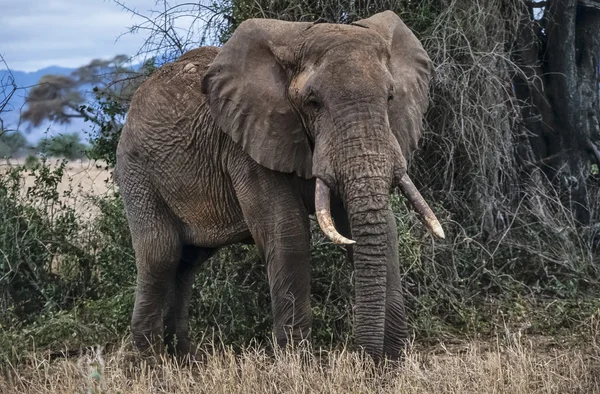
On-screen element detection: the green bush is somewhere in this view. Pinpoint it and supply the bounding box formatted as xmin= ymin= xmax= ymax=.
xmin=0 ymin=130 xmax=29 ymax=158
xmin=37 ymin=133 xmax=88 ymax=160
xmin=24 ymin=154 xmax=39 ymax=168
xmin=0 ymin=159 xmax=88 ymax=323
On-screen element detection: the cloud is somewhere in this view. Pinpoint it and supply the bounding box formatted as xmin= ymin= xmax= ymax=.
xmin=0 ymin=0 xmax=152 ymax=71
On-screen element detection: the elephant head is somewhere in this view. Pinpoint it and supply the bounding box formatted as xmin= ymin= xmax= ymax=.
xmin=202 ymin=11 xmax=443 ymax=359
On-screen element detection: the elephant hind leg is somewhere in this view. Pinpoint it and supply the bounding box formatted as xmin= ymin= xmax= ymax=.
xmin=129 ymin=214 xmax=184 ymax=356
xmin=164 ymin=245 xmax=216 ymax=358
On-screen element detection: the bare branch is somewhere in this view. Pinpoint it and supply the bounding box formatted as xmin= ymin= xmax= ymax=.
xmin=0 ymin=54 xmax=17 ymax=115
xmin=588 ymin=140 xmax=600 ymax=166
xmin=579 ymin=0 xmax=600 ymax=10
xmin=110 ymin=0 xmax=230 ymax=66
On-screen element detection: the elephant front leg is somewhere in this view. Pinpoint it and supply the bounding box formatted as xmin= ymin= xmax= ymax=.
xmin=231 ymin=165 xmax=313 ymax=350
xmin=132 ymin=270 xmax=173 ymax=356
xmin=256 ymin=215 xmax=313 ymax=349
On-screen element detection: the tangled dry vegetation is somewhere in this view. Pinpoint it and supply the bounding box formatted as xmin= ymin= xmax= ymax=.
xmin=395 ymin=0 xmax=600 ymax=336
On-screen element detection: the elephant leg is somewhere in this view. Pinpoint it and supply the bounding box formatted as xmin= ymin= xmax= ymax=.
xmin=130 ymin=216 xmax=182 ymax=356
xmin=383 ymin=211 xmax=409 ymax=361
xmin=164 ymin=245 xmax=215 ymax=357
xmin=260 ymin=217 xmax=312 ymax=349
xmin=233 ymin=174 xmax=312 ymax=350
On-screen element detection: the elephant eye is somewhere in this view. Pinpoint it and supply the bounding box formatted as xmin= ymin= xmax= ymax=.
xmin=305 ymin=95 xmax=322 ymax=110
xmin=388 ymin=93 xmax=394 ymax=103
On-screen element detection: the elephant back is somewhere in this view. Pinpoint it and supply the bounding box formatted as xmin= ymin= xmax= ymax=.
xmin=124 ymin=46 xmax=221 ymax=145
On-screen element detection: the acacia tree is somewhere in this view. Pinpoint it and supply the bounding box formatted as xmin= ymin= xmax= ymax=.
xmin=0 ymin=130 xmax=28 ymax=158
xmin=21 ymin=55 xmax=155 ymax=166
xmin=21 ymin=55 xmax=135 ymax=129
xmin=37 ymin=132 xmax=88 ymax=160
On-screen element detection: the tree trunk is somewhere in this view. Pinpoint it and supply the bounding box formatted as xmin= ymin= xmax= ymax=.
xmin=512 ymin=0 xmax=600 ymax=224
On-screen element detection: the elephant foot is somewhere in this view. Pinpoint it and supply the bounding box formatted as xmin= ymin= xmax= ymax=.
xmin=170 ymin=347 xmax=208 ymax=366
xmin=383 ymin=339 xmax=409 ymax=363
xmin=131 ymin=334 xmax=207 ymax=367
xmin=132 ymin=332 xmax=167 ymax=357
xmin=164 ymin=335 xmax=208 ymax=365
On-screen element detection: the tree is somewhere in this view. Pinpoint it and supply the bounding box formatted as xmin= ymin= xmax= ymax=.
xmin=21 ymin=55 xmax=156 ymax=166
xmin=21 ymin=55 xmax=136 ymax=129
xmin=512 ymin=0 xmax=600 ymax=224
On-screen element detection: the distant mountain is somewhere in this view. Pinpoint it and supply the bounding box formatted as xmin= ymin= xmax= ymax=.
xmin=9 ymin=66 xmax=75 ymax=89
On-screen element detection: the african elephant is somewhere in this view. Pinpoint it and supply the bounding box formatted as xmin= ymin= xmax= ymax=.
xmin=114 ymin=10 xmax=444 ymax=363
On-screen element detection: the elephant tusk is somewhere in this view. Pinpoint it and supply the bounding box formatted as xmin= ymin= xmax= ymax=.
xmin=315 ymin=178 xmax=356 ymax=245
xmin=398 ymin=174 xmax=445 ymax=239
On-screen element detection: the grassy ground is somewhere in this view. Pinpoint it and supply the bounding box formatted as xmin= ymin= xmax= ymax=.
xmin=2 ymin=334 xmax=599 ymax=393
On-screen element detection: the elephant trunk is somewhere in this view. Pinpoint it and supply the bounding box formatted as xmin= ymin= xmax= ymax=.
xmin=312 ymin=106 xmax=443 ymax=360
xmin=340 ymin=167 xmax=393 ymax=361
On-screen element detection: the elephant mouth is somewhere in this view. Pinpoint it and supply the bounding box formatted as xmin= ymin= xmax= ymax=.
xmin=314 ymin=176 xmax=445 ymax=244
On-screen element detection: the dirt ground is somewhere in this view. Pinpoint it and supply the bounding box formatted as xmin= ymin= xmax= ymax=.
xmin=0 ymin=157 xmax=115 ymax=219
xmin=2 ymin=156 xmax=113 ymax=190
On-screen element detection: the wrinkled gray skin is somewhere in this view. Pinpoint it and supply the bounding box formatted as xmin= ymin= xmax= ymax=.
xmin=115 ymin=11 xmax=434 ymax=362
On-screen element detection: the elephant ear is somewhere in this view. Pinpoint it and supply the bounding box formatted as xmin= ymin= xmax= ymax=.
xmin=201 ymin=19 xmax=314 ymax=178
xmin=352 ymin=11 xmax=434 ymax=162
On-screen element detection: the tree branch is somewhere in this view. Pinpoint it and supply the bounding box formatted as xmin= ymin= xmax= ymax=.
xmin=66 ymin=104 xmax=104 ymax=127
xmin=579 ymin=0 xmax=600 ymax=10
xmin=588 ymin=140 xmax=600 ymax=167
xmin=0 ymin=54 xmax=17 ymax=115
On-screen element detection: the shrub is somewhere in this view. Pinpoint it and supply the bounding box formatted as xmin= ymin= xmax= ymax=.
xmin=37 ymin=133 xmax=88 ymax=160
xmin=0 ymin=130 xmax=28 ymax=158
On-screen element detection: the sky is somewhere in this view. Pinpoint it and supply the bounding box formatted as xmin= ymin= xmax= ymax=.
xmin=0 ymin=0 xmax=155 ymax=72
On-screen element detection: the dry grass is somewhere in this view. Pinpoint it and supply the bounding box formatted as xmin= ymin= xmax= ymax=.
xmin=2 ymin=336 xmax=599 ymax=394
